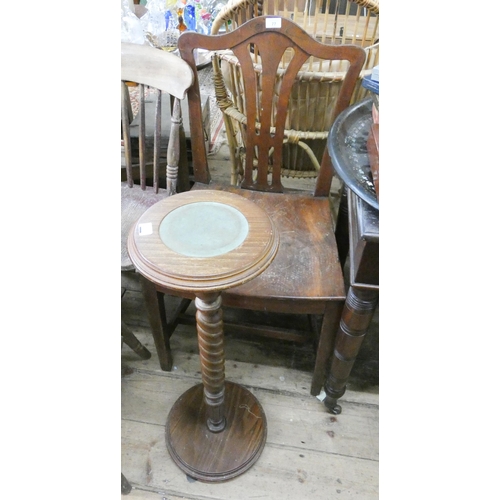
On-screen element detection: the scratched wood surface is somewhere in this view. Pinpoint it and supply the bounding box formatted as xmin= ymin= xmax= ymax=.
xmin=122 ymin=271 xmax=378 ymax=499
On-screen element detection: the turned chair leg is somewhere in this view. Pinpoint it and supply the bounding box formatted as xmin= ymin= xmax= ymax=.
xmin=121 ymin=321 xmax=152 ymax=360
xmin=323 ymin=287 xmax=378 ymax=414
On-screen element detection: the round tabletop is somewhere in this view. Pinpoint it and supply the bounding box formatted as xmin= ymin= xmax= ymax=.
xmin=127 ymin=189 xmax=279 ymax=293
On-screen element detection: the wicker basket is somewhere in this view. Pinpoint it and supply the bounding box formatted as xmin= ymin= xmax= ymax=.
xmin=211 ymin=0 xmax=379 ymax=185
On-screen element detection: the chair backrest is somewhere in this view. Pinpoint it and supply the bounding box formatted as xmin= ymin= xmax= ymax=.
xmin=177 ymin=15 xmax=366 ymax=195
xmin=208 ymin=0 xmax=377 ymax=182
xmin=121 ymin=43 xmax=194 ymax=195
xmin=212 ymin=0 xmax=378 ymax=100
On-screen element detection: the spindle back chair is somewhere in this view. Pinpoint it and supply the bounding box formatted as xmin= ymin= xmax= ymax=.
xmin=121 ymin=43 xmax=194 ymax=365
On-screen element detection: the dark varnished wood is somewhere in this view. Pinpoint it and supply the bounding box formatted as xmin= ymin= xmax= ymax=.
xmin=195 ymin=293 xmax=226 ymax=432
xmin=128 ymin=189 xmax=278 ymax=481
xmin=178 ymin=16 xmax=366 ymax=194
xmin=323 ymin=286 xmax=378 ymax=414
xmin=324 ymin=94 xmax=379 ymax=413
xmin=324 ymin=189 xmax=379 ymax=414
xmin=348 ymin=191 xmax=379 ymax=287
xmin=166 ymin=381 xmax=267 ymax=482
xmin=127 ymin=190 xmax=279 ymax=293
xmin=139 ymin=275 xmax=174 ymax=371
xmin=149 ymin=17 xmax=366 ymax=396
xmin=190 ymin=183 xmax=345 ymax=395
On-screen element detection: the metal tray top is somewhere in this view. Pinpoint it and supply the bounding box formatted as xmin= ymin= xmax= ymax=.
xmin=328 ymin=97 xmax=378 ymax=210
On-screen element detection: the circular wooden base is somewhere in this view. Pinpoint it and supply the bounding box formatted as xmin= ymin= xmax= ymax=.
xmin=165 ymin=381 xmax=267 ymax=482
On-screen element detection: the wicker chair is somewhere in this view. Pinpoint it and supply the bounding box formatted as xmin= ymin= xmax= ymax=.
xmin=210 ymin=0 xmax=379 ymax=185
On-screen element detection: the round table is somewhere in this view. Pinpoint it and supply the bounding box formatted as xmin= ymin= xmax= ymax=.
xmin=127 ymin=189 xmax=279 ymax=482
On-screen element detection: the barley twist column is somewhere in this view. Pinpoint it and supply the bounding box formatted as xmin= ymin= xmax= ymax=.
xmin=195 ymin=293 xmax=226 ymax=432
xmin=127 ymin=189 xmax=278 ymax=482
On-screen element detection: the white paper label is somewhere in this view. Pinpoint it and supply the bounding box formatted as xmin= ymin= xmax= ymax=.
xmin=138 ymin=222 xmax=153 ymax=236
xmin=266 ymin=17 xmax=281 ymax=28
xmin=316 ymin=389 xmax=326 ymax=402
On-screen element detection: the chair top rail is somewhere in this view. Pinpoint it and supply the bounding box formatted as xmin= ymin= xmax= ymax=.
xmin=121 ymin=43 xmax=194 ymax=99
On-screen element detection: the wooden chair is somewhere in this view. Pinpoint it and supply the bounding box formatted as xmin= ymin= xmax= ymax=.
xmin=210 ymin=0 xmax=378 ymax=185
xmin=141 ymin=16 xmax=366 ymax=395
xmin=121 ymin=42 xmax=194 ymax=366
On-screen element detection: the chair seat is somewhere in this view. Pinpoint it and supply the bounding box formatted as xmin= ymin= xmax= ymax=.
xmin=191 ymin=183 xmax=346 ymax=312
xmin=121 ymin=182 xmax=171 ymax=270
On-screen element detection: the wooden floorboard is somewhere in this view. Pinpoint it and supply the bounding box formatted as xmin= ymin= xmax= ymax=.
xmin=122 ymin=419 xmax=378 ymax=500
xmin=122 ymin=322 xmax=379 ymax=499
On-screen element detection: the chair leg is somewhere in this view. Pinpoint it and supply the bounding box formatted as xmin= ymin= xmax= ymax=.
xmin=310 ymin=301 xmax=343 ymax=396
xmin=323 ymin=287 xmax=378 ymax=414
xmin=139 ymin=274 xmax=174 ymax=371
xmin=121 ymin=321 xmax=152 ymax=360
